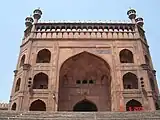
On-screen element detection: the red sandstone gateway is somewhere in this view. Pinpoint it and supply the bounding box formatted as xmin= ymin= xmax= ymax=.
xmin=8 ymin=8 xmax=159 ymax=112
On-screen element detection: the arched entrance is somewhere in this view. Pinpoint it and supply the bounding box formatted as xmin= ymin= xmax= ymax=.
xmin=11 ymin=103 xmax=17 ymax=110
xmin=126 ymin=99 xmax=143 ymax=111
xmin=29 ymin=100 xmax=46 ymax=111
xmin=58 ymin=51 xmax=111 ymax=111
xmin=73 ymin=100 xmax=97 ymax=112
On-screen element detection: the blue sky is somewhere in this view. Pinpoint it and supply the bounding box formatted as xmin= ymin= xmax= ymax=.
xmin=0 ymin=0 xmax=159 ymax=102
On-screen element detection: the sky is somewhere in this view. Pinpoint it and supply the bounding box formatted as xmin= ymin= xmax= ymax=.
xmin=0 ymin=0 xmax=159 ymax=102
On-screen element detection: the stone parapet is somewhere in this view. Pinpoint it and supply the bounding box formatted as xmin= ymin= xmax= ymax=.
xmin=0 ymin=103 xmax=9 ymax=110
xmin=0 ymin=111 xmax=160 ymax=119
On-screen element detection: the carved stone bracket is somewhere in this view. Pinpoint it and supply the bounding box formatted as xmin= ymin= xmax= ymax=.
xmin=152 ymin=70 xmax=156 ymax=76
xmin=13 ymin=70 xmax=18 ymax=76
xmin=23 ymin=64 xmax=31 ymax=71
xmin=140 ymin=64 xmax=150 ymax=70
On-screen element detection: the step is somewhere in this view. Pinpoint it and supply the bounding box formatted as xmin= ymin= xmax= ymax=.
xmin=0 ymin=110 xmax=159 ymax=120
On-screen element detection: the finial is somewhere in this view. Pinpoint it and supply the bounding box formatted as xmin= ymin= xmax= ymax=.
xmin=127 ymin=8 xmax=136 ymax=23
xmin=33 ymin=8 xmax=42 ymax=23
xmin=25 ymin=16 xmax=34 ymax=28
xmin=136 ymin=17 xmax=144 ymax=28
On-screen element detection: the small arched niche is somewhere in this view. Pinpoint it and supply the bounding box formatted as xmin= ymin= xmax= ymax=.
xmin=36 ymin=49 xmax=51 ymax=63
xmin=19 ymin=55 xmax=25 ymax=67
xmin=126 ymin=99 xmax=142 ymax=111
xmin=29 ymin=99 xmax=46 ymax=111
xmin=33 ymin=72 xmax=48 ymax=89
xmin=120 ymin=49 xmax=134 ymax=63
xmin=15 ymin=78 xmax=21 ymax=92
xmin=123 ymin=72 xmax=138 ymax=89
xmin=11 ymin=103 xmax=17 ymax=110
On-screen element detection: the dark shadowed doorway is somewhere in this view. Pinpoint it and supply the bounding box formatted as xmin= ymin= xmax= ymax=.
xmin=73 ymin=100 xmax=97 ymax=112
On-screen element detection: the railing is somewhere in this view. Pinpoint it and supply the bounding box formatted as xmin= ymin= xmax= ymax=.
xmin=0 ymin=103 xmax=9 ymax=110
xmin=33 ymin=31 xmax=136 ymax=39
xmin=35 ymin=22 xmax=135 ymax=33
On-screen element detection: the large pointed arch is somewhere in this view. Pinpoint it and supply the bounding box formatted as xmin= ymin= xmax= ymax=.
xmin=59 ymin=51 xmax=111 ymax=75
xmin=58 ymin=51 xmax=111 ymax=111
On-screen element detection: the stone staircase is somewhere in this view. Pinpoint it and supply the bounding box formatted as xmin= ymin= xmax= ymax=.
xmin=0 ymin=110 xmax=160 ymax=120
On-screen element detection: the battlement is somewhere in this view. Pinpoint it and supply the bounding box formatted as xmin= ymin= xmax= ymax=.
xmin=38 ymin=20 xmax=131 ymax=24
xmin=22 ymin=8 xmax=146 ymax=43
xmin=23 ymin=21 xmax=138 ymax=43
xmin=0 ymin=103 xmax=9 ymax=110
xmin=35 ymin=21 xmax=135 ymax=33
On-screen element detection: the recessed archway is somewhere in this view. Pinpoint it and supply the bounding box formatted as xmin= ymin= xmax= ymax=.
xmin=58 ymin=51 xmax=111 ymax=111
xmin=123 ymin=72 xmax=138 ymax=89
xmin=126 ymin=99 xmax=142 ymax=111
xmin=15 ymin=78 xmax=21 ymax=92
xmin=36 ymin=49 xmax=51 ymax=63
xmin=33 ymin=72 xmax=48 ymax=89
xmin=29 ymin=100 xmax=46 ymax=111
xmin=19 ymin=55 xmax=25 ymax=67
xmin=11 ymin=103 xmax=17 ymax=110
xmin=73 ymin=100 xmax=98 ymax=112
xmin=120 ymin=49 xmax=134 ymax=63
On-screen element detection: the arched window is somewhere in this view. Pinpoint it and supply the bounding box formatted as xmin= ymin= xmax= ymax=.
xmin=150 ymin=78 xmax=155 ymax=90
xmin=145 ymin=55 xmax=150 ymax=65
xmin=20 ymin=55 xmax=25 ymax=67
xmin=36 ymin=49 xmax=51 ymax=63
xmin=15 ymin=78 xmax=21 ymax=92
xmin=82 ymin=80 xmax=88 ymax=84
xmin=89 ymin=80 xmax=94 ymax=84
xmin=123 ymin=72 xmax=138 ymax=89
xmin=33 ymin=72 xmax=48 ymax=89
xmin=120 ymin=49 xmax=134 ymax=63
xmin=155 ymin=102 xmax=160 ymax=110
xmin=11 ymin=103 xmax=17 ymax=110
xmin=76 ymin=80 xmax=81 ymax=84
xmin=29 ymin=100 xmax=46 ymax=111
xmin=126 ymin=99 xmax=142 ymax=111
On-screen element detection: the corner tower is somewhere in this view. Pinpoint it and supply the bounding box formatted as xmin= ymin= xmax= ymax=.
xmin=9 ymin=8 xmax=159 ymax=112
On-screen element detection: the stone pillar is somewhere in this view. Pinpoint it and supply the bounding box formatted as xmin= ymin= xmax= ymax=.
xmin=148 ymin=96 xmax=156 ymax=111
xmin=20 ymin=64 xmax=31 ymax=111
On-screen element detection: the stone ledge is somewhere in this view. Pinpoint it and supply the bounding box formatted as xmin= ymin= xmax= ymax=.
xmin=0 ymin=110 xmax=160 ymax=120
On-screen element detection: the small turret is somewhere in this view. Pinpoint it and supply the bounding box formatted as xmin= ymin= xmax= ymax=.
xmin=33 ymin=8 xmax=42 ymax=23
xmin=25 ymin=16 xmax=34 ymax=28
xmin=136 ymin=17 xmax=144 ymax=27
xmin=127 ymin=8 xmax=136 ymax=23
